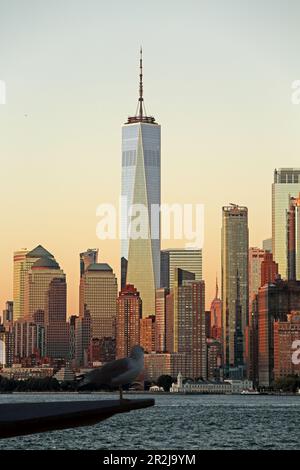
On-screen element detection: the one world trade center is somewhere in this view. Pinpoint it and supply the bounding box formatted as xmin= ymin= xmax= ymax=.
xmin=121 ymin=49 xmax=161 ymax=317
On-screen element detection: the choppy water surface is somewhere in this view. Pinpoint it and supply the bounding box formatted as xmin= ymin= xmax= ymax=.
xmin=0 ymin=393 xmax=299 ymax=450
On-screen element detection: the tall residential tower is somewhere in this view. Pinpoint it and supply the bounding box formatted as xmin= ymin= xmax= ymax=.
xmin=221 ymin=204 xmax=249 ymax=370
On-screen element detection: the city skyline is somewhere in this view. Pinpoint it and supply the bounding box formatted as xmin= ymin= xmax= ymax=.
xmin=1 ymin=0 xmax=300 ymax=314
xmin=2 ymin=2 xmax=300 ymax=456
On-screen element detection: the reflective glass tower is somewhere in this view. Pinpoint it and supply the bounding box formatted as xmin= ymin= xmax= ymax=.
xmin=121 ymin=49 xmax=161 ymax=316
xmin=272 ymin=168 xmax=300 ymax=279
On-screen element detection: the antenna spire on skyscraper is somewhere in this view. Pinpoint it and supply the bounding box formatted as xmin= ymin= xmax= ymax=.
xmin=126 ymin=48 xmax=157 ymax=125
xmin=139 ymin=46 xmax=143 ymax=119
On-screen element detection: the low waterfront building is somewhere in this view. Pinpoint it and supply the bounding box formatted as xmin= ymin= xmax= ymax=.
xmin=1 ymin=364 xmax=54 ymax=380
xmin=170 ymin=378 xmax=231 ymax=394
xmin=170 ymin=373 xmax=253 ymax=394
xmin=225 ymin=379 xmax=253 ymax=393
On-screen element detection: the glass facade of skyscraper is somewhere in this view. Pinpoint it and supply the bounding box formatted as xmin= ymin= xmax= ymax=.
xmin=121 ymin=122 xmax=161 ymax=317
xmin=272 ymin=168 xmax=300 ymax=279
xmin=160 ymin=248 xmax=202 ymax=290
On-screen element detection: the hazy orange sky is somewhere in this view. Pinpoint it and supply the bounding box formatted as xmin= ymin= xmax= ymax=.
xmin=1 ymin=0 xmax=300 ymax=314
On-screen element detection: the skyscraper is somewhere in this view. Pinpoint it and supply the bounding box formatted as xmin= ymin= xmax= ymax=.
xmin=170 ymin=269 xmax=207 ymax=379
xmin=287 ymin=193 xmax=300 ymax=281
xmin=155 ymin=287 xmax=169 ymax=352
xmin=249 ymin=247 xmax=265 ymax=320
xmin=24 ymin=256 xmax=65 ymax=322
xmin=274 ymin=311 xmax=300 ymax=381
xmin=13 ymin=245 xmax=54 ymax=321
xmin=0 ymin=326 xmax=13 ymax=367
xmin=80 ymin=248 xmax=99 ymax=278
xmin=79 ymin=263 xmax=117 ymax=343
xmin=256 ymin=279 xmax=300 ymax=387
xmin=2 ymin=301 xmax=13 ymax=331
xmin=116 ymin=284 xmax=142 ymax=359
xmin=221 ymin=204 xmax=249 ymax=369
xmin=13 ymin=320 xmax=45 ymax=363
xmin=160 ymin=248 xmax=202 ymax=290
xmin=177 ymin=279 xmax=207 ymax=379
xmin=45 ymin=277 xmax=69 ymax=360
xmin=165 ymin=290 xmax=174 ymax=353
xmin=261 ymin=252 xmax=278 ymax=287
xmin=272 ymin=168 xmax=300 ymax=278
xmin=69 ymin=315 xmax=78 ymax=364
xmin=246 ymin=250 xmax=278 ymax=381
xmin=121 ymin=49 xmax=161 ymax=317
xmin=210 ymin=278 xmax=222 ymax=342
xmin=140 ymin=315 xmax=156 ymax=353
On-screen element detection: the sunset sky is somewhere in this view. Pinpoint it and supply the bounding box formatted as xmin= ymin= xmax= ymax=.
xmin=1 ymin=0 xmax=300 ymax=314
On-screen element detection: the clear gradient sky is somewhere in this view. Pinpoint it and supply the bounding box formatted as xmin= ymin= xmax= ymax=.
xmin=1 ymin=0 xmax=300 ymax=314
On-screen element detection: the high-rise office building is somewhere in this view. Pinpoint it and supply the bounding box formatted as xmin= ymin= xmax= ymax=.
xmin=140 ymin=315 xmax=156 ymax=353
xmin=274 ymin=311 xmax=300 ymax=380
xmin=121 ymin=49 xmax=161 ymax=317
xmin=221 ymin=204 xmax=249 ymax=369
xmin=13 ymin=245 xmax=54 ymax=321
xmin=261 ymin=252 xmax=278 ymax=287
xmin=19 ymin=252 xmax=68 ymax=362
xmin=24 ymin=256 xmax=65 ymax=322
xmin=80 ymin=248 xmax=99 ymax=278
xmin=79 ymin=263 xmax=117 ymax=343
xmin=246 ymin=251 xmax=278 ymax=381
xmin=256 ymin=279 xmax=300 ymax=387
xmin=207 ymin=338 xmax=222 ymax=380
xmin=160 ymin=248 xmax=202 ymax=290
xmin=2 ymin=301 xmax=13 ymax=331
xmin=178 ymin=279 xmax=207 ymax=379
xmin=249 ymin=247 xmax=265 ymax=319
xmin=287 ymin=193 xmax=300 ymax=281
xmin=272 ymin=168 xmax=300 ymax=278
xmin=68 ymin=315 xmax=78 ymax=363
xmin=210 ymin=279 xmax=222 ymax=342
xmin=45 ymin=277 xmax=69 ymax=360
xmin=155 ymin=288 xmax=169 ymax=352
xmin=170 ymin=269 xmax=207 ymax=379
xmin=0 ymin=327 xmax=13 ymax=367
xmin=165 ymin=290 xmax=174 ymax=353
xmin=116 ymin=284 xmax=142 ymax=359
xmin=13 ymin=320 xmax=45 ymax=361
xmin=75 ymin=311 xmax=91 ymax=368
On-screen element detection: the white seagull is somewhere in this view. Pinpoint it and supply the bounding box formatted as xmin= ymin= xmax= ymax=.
xmin=78 ymin=345 xmax=144 ymax=400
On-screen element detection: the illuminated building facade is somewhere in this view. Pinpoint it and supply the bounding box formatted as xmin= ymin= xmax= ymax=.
xmin=116 ymin=284 xmax=142 ymax=359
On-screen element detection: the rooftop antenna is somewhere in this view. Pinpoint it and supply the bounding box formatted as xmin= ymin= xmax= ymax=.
xmin=126 ymin=48 xmax=156 ymax=125
xmin=139 ymin=46 xmax=143 ymax=119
